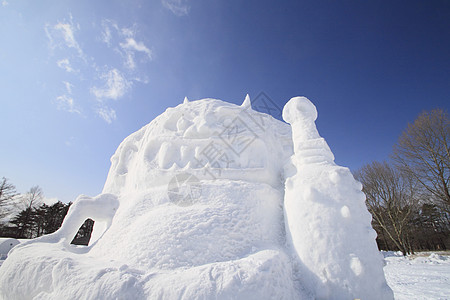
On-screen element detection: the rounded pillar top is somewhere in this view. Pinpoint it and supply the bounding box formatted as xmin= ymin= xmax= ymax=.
xmin=282 ymin=96 xmax=317 ymax=124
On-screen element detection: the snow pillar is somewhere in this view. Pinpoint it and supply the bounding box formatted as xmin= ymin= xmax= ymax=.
xmin=282 ymin=97 xmax=393 ymax=299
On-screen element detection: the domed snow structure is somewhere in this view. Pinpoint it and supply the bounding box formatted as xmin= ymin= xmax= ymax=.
xmin=0 ymin=96 xmax=393 ymax=299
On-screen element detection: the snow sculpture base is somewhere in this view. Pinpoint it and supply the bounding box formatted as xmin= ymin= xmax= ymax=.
xmin=0 ymin=97 xmax=393 ymax=299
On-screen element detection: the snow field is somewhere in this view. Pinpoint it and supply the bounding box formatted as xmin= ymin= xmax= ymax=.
xmin=383 ymin=251 xmax=450 ymax=300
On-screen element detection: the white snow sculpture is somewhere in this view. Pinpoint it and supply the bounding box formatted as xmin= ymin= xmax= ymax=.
xmin=283 ymin=97 xmax=393 ymax=299
xmin=0 ymin=96 xmax=393 ymax=300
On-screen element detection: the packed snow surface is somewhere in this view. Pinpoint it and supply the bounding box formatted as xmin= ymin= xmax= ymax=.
xmin=0 ymin=96 xmax=393 ymax=299
xmin=1 ymin=249 xmax=447 ymax=299
xmin=383 ymin=251 xmax=450 ymax=299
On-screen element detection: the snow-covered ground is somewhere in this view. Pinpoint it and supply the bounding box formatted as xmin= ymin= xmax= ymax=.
xmin=383 ymin=251 xmax=450 ymax=300
xmin=1 ymin=250 xmax=448 ymax=299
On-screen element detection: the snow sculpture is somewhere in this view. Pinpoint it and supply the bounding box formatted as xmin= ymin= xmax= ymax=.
xmin=283 ymin=97 xmax=393 ymax=299
xmin=0 ymin=96 xmax=393 ymax=299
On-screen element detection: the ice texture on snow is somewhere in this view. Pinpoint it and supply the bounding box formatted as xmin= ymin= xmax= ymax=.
xmin=0 ymin=96 xmax=392 ymax=299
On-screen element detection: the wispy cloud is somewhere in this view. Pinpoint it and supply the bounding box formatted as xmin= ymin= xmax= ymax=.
xmin=120 ymin=38 xmax=152 ymax=57
xmin=55 ymin=94 xmax=81 ymax=114
xmin=63 ymin=81 xmax=73 ymax=94
xmin=102 ymin=20 xmax=152 ymax=70
xmin=162 ymin=0 xmax=190 ymax=16
xmin=97 ymin=106 xmax=117 ymax=124
xmin=46 ymin=16 xmax=152 ymax=123
xmin=101 ymin=19 xmax=117 ymax=46
xmin=120 ymin=27 xmax=135 ymax=38
xmin=97 ymin=22 xmax=149 ymax=122
xmin=55 ymin=81 xmax=81 ymax=114
xmin=57 ymin=58 xmax=78 ymax=73
xmin=91 ymin=68 xmax=131 ymax=101
xmin=54 ymin=23 xmax=80 ymax=51
xmin=45 ymin=14 xmax=85 ymax=60
xmin=120 ymin=38 xmax=152 ymax=70
xmin=2 ymin=1 xmax=8 ymax=7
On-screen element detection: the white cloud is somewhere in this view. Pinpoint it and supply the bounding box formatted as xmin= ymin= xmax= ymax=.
xmin=55 ymin=94 xmax=81 ymax=114
xmin=101 ymin=19 xmax=119 ymax=45
xmin=120 ymin=38 xmax=152 ymax=57
xmin=55 ymin=81 xmax=81 ymax=114
xmin=91 ymin=68 xmax=133 ymax=123
xmin=132 ymin=76 xmax=150 ymax=84
xmin=91 ymin=68 xmax=131 ymax=101
xmin=102 ymin=27 xmax=112 ymax=45
xmin=45 ymin=15 xmax=85 ymax=60
xmin=123 ymin=53 xmax=136 ymax=70
xmin=162 ymin=0 xmax=190 ymax=16
xmin=101 ymin=20 xmax=116 ymax=46
xmin=46 ymin=16 xmax=153 ymax=123
xmin=97 ymin=106 xmax=117 ymax=124
xmin=119 ymin=38 xmax=152 ymax=70
xmin=101 ymin=20 xmax=152 ymax=70
xmin=63 ymin=81 xmax=73 ymax=94
xmin=57 ymin=58 xmax=77 ymax=73
xmin=2 ymin=1 xmax=8 ymax=7
xmin=121 ymin=27 xmax=135 ymax=38
xmin=54 ymin=23 xmax=78 ymax=48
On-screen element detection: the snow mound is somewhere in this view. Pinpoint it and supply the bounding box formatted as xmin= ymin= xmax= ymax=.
xmin=0 ymin=238 xmax=20 ymax=259
xmin=0 ymin=96 xmax=393 ymax=299
xmin=409 ymin=253 xmax=449 ymax=265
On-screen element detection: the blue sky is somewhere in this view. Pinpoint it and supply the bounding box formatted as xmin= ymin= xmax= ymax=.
xmin=1 ymin=0 xmax=449 ymax=203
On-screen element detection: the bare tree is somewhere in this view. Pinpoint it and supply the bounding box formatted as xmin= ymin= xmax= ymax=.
xmin=0 ymin=177 xmax=18 ymax=219
xmin=13 ymin=186 xmax=44 ymax=238
xmin=393 ymin=109 xmax=450 ymax=214
xmin=21 ymin=185 xmax=44 ymax=210
xmin=355 ymin=161 xmax=420 ymax=255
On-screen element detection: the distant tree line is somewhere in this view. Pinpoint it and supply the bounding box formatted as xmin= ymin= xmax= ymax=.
xmin=354 ymin=109 xmax=450 ymax=255
xmin=0 ymin=181 xmax=93 ymax=245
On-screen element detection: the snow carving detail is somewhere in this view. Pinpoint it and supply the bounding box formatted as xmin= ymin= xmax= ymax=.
xmin=9 ymin=194 xmax=119 ymax=254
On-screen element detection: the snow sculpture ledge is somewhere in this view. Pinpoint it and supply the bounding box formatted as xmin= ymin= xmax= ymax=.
xmin=0 ymin=96 xmax=393 ymax=300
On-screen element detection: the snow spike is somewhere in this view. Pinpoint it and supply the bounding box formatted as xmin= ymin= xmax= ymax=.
xmin=241 ymin=94 xmax=251 ymax=109
xmin=183 ymin=96 xmax=189 ymax=104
